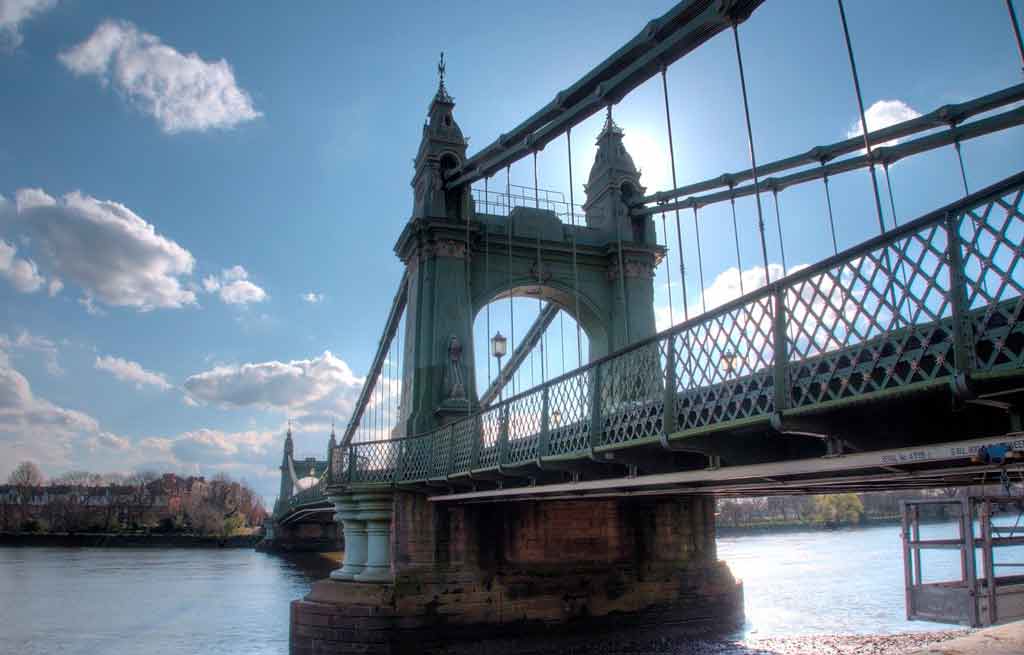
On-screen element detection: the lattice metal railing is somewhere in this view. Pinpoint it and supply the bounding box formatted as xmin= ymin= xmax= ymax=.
xmin=328 ymin=173 xmax=1024 ymax=487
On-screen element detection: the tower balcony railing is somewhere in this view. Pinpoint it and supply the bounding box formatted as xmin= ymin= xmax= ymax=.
xmin=330 ymin=171 xmax=1024 ymax=488
xmin=472 ymin=184 xmax=585 ymax=225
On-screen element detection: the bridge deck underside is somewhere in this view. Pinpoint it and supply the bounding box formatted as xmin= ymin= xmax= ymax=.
xmin=328 ymin=174 xmax=1024 ymax=501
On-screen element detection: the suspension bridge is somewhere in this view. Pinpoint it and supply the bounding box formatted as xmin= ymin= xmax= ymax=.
xmin=279 ymin=1 xmax=1024 ymax=652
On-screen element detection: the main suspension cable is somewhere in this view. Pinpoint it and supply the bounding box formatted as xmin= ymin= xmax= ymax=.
xmin=772 ymin=189 xmax=788 ymax=276
xmin=953 ymin=138 xmax=970 ymax=195
xmin=464 ymin=164 xmax=473 ymax=420
xmin=837 ymin=0 xmax=887 ymax=235
xmin=660 ymin=67 xmax=688 ymax=322
xmin=567 ymin=127 xmax=583 ymax=366
xmin=731 ymin=22 xmax=771 ymax=282
xmin=728 ymin=188 xmax=745 ymax=295
xmin=882 ymin=162 xmax=899 ymax=228
xmin=609 ymin=105 xmax=630 ymax=345
xmin=506 ymin=164 xmax=516 ymax=396
xmin=533 ymin=150 xmax=546 ymax=384
xmin=1007 ymin=0 xmax=1024 ymax=71
xmin=484 ymin=176 xmax=491 ymax=390
xmin=822 ymin=170 xmax=840 ymax=255
xmin=692 ymin=206 xmax=707 ymax=314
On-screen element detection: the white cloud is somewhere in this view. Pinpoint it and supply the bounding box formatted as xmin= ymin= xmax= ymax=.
xmin=169 ymin=428 xmax=274 ymax=463
xmin=2 ymin=188 xmax=197 ymax=311
xmin=0 ymin=330 xmax=62 ymax=375
xmin=0 ymin=355 xmax=287 ymax=497
xmin=95 ymin=354 xmax=172 ymax=391
xmin=301 ymin=292 xmax=324 ymax=304
xmin=183 ymin=350 xmax=370 ymax=418
xmin=656 ymin=263 xmax=792 ymax=331
xmin=0 ymin=360 xmax=133 ymax=480
xmin=202 ymin=265 xmax=267 ymax=305
xmin=58 ymin=20 xmax=262 ymax=133
xmin=0 ymin=239 xmax=45 ymax=293
xmin=847 ymin=99 xmax=922 ymax=147
xmin=0 ymin=0 xmax=56 ymax=52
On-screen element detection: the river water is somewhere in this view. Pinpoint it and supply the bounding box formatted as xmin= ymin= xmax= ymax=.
xmin=1 ymin=523 xmax=1017 ymax=654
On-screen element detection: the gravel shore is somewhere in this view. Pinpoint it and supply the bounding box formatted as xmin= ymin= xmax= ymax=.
xmin=530 ymin=630 xmax=972 ymax=655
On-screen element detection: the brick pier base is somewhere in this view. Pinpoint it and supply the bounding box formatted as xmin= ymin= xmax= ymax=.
xmin=290 ymin=493 xmax=742 ymax=654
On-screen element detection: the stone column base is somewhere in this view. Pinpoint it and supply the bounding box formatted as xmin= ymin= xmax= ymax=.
xmin=290 ymin=562 xmax=743 ymax=655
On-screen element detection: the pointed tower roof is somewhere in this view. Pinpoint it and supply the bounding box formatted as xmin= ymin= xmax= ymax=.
xmin=588 ymin=107 xmax=639 ymax=188
xmin=328 ymin=421 xmax=337 ymax=448
xmin=582 ymin=107 xmax=646 ymax=232
xmin=419 ymin=52 xmax=466 ymax=156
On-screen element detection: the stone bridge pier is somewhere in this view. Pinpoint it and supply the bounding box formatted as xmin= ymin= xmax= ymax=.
xmin=290 ymin=490 xmax=742 ymax=654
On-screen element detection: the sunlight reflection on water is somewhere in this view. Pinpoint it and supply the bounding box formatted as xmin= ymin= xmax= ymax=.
xmin=718 ymin=520 xmax=1024 ymax=637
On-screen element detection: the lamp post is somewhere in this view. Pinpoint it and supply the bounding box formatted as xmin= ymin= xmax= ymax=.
xmin=722 ymin=350 xmax=738 ymax=376
xmin=491 ymin=331 xmax=507 ymax=402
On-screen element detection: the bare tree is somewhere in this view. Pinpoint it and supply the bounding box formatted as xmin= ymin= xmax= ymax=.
xmin=8 ymin=461 xmax=44 ymax=487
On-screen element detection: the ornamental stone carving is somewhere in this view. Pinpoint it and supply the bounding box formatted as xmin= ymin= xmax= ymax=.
xmin=607 ymin=258 xmax=655 ymax=280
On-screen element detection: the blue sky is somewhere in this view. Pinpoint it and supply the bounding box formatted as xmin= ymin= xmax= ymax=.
xmin=1 ymin=0 xmax=1022 ymax=500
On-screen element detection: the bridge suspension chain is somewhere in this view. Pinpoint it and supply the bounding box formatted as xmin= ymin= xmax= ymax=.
xmin=1008 ymin=0 xmax=1024 ymax=71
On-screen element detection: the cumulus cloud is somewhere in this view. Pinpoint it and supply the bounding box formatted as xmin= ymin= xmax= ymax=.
xmin=847 ymin=99 xmax=922 ymax=147
xmin=1 ymin=188 xmax=197 ymax=311
xmin=0 ymin=239 xmax=45 ymax=293
xmin=0 ymin=0 xmax=56 ymax=52
xmin=183 ymin=350 xmax=371 ymax=418
xmin=301 ymin=292 xmax=324 ymax=304
xmin=202 ymin=265 xmax=267 ymax=305
xmin=58 ymin=20 xmax=261 ymax=133
xmin=95 ymin=354 xmax=172 ymax=391
xmin=0 ymin=330 xmax=62 ymax=375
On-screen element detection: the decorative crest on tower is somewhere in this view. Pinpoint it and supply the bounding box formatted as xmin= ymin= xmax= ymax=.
xmin=435 ymin=51 xmax=452 ymax=104
xmin=597 ymin=105 xmax=623 ymax=142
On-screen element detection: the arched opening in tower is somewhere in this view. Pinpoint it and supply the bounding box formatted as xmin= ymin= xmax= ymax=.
xmin=471 ymin=296 xmax=590 ymax=405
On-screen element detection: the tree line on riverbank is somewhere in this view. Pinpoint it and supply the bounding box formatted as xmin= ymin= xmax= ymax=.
xmin=1 ymin=461 xmax=267 ymax=538
xmin=716 ymin=486 xmax=1004 ymax=530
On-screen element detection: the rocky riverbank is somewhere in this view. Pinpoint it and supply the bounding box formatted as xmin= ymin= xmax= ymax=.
xmin=525 ymin=629 xmax=971 ymax=654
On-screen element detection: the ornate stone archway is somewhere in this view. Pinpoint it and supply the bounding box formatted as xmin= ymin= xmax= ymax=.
xmin=392 ymin=79 xmax=664 ymax=438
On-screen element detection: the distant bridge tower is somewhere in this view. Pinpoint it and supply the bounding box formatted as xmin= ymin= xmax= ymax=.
xmin=394 ymin=74 xmax=663 ymax=438
xmin=277 ymin=422 xmax=294 ymax=505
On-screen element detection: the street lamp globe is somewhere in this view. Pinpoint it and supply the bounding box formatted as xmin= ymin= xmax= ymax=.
xmin=491 ymin=331 xmax=507 ymax=359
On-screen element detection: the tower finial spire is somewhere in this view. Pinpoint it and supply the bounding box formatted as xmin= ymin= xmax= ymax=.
xmin=433 ymin=51 xmax=452 ymax=103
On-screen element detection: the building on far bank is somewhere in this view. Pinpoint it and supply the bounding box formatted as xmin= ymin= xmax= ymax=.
xmin=0 ymin=473 xmax=266 ymax=533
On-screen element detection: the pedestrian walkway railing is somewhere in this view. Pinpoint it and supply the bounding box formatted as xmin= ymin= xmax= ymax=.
xmin=330 ymin=172 xmax=1024 ymax=487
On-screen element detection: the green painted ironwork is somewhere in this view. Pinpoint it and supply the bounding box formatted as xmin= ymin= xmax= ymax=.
xmin=329 ymin=172 xmax=1024 ymax=489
